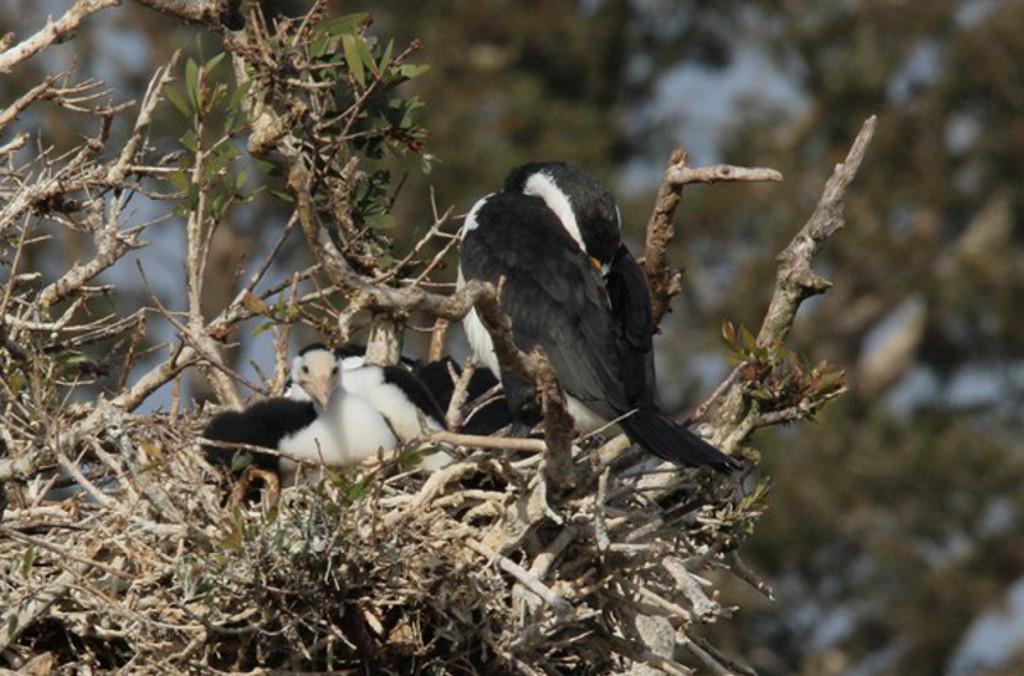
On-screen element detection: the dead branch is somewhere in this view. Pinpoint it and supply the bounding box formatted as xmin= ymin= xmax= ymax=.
xmin=0 ymin=0 xmax=120 ymax=75
xmin=131 ymin=0 xmax=241 ymax=28
xmin=644 ymin=149 xmax=783 ymax=328
xmin=706 ymin=116 xmax=877 ymax=446
xmin=756 ymin=115 xmax=878 ymax=347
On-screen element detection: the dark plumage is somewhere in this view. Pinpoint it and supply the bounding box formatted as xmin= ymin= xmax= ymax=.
xmin=605 ymin=243 xmax=658 ymax=408
xmin=379 ymin=364 xmax=447 ymax=428
xmin=459 ymin=163 xmax=739 ymax=472
xmin=504 ymin=161 xmax=621 ymax=262
xmin=414 ymin=356 xmax=513 ymax=435
xmin=203 ymin=398 xmax=317 ymax=472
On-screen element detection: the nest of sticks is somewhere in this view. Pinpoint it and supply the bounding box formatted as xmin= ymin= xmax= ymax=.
xmin=0 ymin=399 xmax=763 ymax=675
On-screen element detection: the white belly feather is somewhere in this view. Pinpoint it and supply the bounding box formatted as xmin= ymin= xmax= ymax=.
xmin=277 ymin=392 xmax=397 ymax=484
xmin=344 ymin=366 xmax=442 ymax=442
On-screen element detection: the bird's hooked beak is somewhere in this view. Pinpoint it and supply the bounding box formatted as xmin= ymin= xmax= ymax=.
xmin=303 ymin=372 xmax=334 ymax=411
xmin=589 ymin=255 xmax=610 ymax=276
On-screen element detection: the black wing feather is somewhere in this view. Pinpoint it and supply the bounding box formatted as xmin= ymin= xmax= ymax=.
xmin=381 ymin=365 xmax=447 ymax=428
xmin=461 ymin=193 xmax=628 ymax=419
xmin=413 ymin=357 xmax=460 ymax=409
xmin=461 ymin=192 xmax=738 ymax=473
xmin=606 ymin=244 xmax=657 ymax=408
xmin=203 ymin=398 xmax=317 ymax=472
xmin=415 ymin=357 xmax=511 ymax=434
xmin=414 ymin=357 xmax=500 ymax=407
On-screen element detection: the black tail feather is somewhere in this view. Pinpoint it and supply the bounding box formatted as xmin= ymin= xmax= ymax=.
xmin=202 ymin=410 xmax=279 ymax=473
xmin=620 ymin=410 xmax=740 ymax=473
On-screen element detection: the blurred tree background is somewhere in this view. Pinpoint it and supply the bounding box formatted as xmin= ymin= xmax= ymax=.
xmin=3 ymin=0 xmax=1023 ymax=674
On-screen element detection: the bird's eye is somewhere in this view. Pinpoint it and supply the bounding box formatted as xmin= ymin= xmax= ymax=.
xmin=331 ymin=366 xmax=339 ymax=375
xmin=301 ymin=365 xmax=309 ymax=374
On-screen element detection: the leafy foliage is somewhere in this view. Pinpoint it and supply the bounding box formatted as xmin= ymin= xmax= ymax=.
xmin=721 ymin=321 xmax=845 ymax=418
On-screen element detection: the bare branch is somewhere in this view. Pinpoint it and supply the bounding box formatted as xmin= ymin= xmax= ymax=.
xmin=0 ymin=0 xmax=120 ymax=75
xmin=756 ymin=115 xmax=877 ymax=347
xmin=0 ymin=132 xmax=29 ymax=158
xmin=431 ymin=431 xmax=547 ymax=453
xmin=644 ymin=149 xmax=783 ymax=328
xmin=466 ymin=538 xmax=572 ymax=615
xmin=705 ymin=116 xmax=877 ymax=448
xmin=131 ymin=0 xmax=241 ymax=28
xmin=0 ymin=76 xmax=57 ymax=131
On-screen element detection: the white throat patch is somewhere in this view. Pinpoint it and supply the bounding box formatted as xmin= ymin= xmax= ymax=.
xmin=523 ymin=172 xmax=585 ymax=252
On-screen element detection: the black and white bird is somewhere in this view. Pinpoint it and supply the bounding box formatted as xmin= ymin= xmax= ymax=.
xmin=285 ymin=343 xmax=450 ymax=466
xmin=333 ymin=343 xmax=419 ymax=371
xmin=457 ymin=161 xmax=738 ymax=472
xmin=204 ymin=347 xmax=397 ymax=484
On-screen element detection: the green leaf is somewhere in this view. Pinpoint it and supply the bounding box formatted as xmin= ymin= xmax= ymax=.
xmin=228 ymin=80 xmax=252 ymax=114
xmin=230 ymin=452 xmax=252 ymax=473
xmin=207 ymin=83 xmax=228 ymax=113
xmin=318 ymin=12 xmax=369 ymax=38
xmin=21 ymin=546 xmax=35 ymax=577
xmin=771 ymin=340 xmax=786 ymax=363
xmin=818 ymin=369 xmax=845 ymax=391
xmin=341 ymin=34 xmax=365 ymax=86
xmin=166 ymin=170 xmax=189 ymax=192
xmin=221 ymin=523 xmax=243 ymax=551
xmin=253 ymin=158 xmax=276 ymax=175
xmin=364 ymin=212 xmax=394 ymax=230
xmin=164 ymin=87 xmax=191 ymax=117
xmin=379 ymin=38 xmax=394 ymax=72
xmin=400 ymin=448 xmax=424 ymax=466
xmin=203 ymin=144 xmax=238 ymax=180
xmin=310 ymin=34 xmax=332 ymax=58
xmin=180 ymin=129 xmax=198 ymax=153
xmin=185 ymin=58 xmax=200 ymax=105
xmin=357 ymin=35 xmax=376 ymax=77
xmin=205 ymin=52 xmax=225 ymax=75
xmin=740 ymin=326 xmax=758 ymax=354
xmin=253 ymin=320 xmax=277 ymax=335
xmin=241 ymin=292 xmax=269 ymax=315
xmin=345 ymin=478 xmax=369 ymax=502
xmin=210 ymin=194 xmax=224 ymax=218
xmin=398 ymin=64 xmax=430 ymax=79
